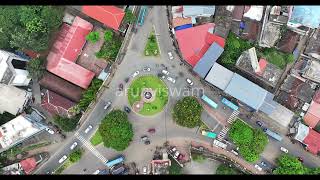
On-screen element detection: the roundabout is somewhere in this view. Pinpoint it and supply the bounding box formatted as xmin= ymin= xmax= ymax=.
xmin=128 ymin=75 xmax=169 ymax=116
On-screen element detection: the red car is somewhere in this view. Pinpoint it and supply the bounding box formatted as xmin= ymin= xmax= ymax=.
xmin=148 ymin=128 xmax=156 ymax=134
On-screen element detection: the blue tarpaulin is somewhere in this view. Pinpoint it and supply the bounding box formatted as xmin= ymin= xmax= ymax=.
xmin=240 ymin=21 xmax=245 ymax=29
xmin=174 ymin=24 xmax=193 ymax=31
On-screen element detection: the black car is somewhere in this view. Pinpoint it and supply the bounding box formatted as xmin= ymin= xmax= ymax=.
xmin=118 ymin=83 xmax=124 ymax=91
xmin=124 ymin=106 xmax=131 ymax=113
xmin=256 ymin=121 xmax=263 ymax=127
xmin=144 ymin=140 xmax=151 ymax=145
xmin=124 ymin=77 xmax=130 ymax=83
xmin=263 ymin=128 xmax=267 ymax=132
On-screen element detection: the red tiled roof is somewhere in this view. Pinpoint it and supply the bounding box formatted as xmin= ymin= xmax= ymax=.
xmin=176 ymin=23 xmax=225 ymax=67
xmin=304 ymin=100 xmax=320 ymax=128
xmin=20 ymin=157 xmax=37 ymax=174
xmin=46 ymin=16 xmax=95 ymax=89
xmin=82 ymin=6 xmax=125 ymax=31
xmin=41 ymin=90 xmax=76 ymax=117
xmin=303 ymin=128 xmax=320 ymax=155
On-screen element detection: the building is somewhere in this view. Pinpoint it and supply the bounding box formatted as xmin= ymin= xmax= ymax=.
xmin=172 ymin=17 xmax=192 ymax=28
xmin=193 ymin=42 xmax=224 ymax=78
xmin=268 ymin=6 xmax=290 ymax=25
xmin=287 ymin=6 xmax=320 ymax=34
xmin=259 ymin=22 xmax=281 ymax=48
xmin=81 ymin=6 xmax=125 ymax=31
xmin=240 ymin=18 xmax=262 ymax=42
xmin=0 ymin=115 xmax=46 ymax=153
xmin=294 ymin=122 xmax=320 ymax=155
xmin=305 ymin=29 xmax=320 ymax=60
xmin=0 ymin=50 xmax=31 ymax=87
xmin=39 ymin=72 xmax=84 ymax=103
xmin=302 ymin=60 xmax=320 ymax=84
xmin=46 ymin=16 xmax=95 ymax=89
xmin=304 ymin=100 xmax=320 ymax=129
xmin=232 ymin=6 xmax=244 ymax=21
xmin=205 ymin=63 xmax=234 ymax=90
xmin=277 ymin=30 xmax=300 ymax=53
xmin=213 ymin=6 xmax=233 ymax=39
xmin=40 ymin=90 xmax=76 ymax=118
xmin=182 ymin=6 xmax=215 ymax=18
xmin=243 ymin=6 xmax=264 ymax=21
xmin=0 ymin=84 xmax=32 ymax=115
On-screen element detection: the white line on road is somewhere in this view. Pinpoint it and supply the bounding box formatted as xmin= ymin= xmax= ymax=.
xmin=212 ymin=123 xmax=220 ymax=131
xmin=76 ymin=134 xmax=107 ymax=164
xmin=153 ymin=24 xmax=162 ymax=55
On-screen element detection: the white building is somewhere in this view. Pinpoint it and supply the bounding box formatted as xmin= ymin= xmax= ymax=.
xmin=0 ymin=84 xmax=32 ymax=115
xmin=0 ymin=50 xmax=31 ymax=87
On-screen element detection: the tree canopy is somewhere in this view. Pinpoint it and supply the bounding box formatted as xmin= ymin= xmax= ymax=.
xmin=26 ymin=57 xmax=46 ymax=79
xmin=216 ymin=164 xmax=241 ymax=175
xmin=172 ymin=96 xmax=203 ymax=128
xmin=86 ymin=31 xmax=100 ymax=43
xmin=104 ymin=30 xmax=113 ymax=42
xmin=69 ymin=149 xmax=83 ymax=163
xmin=228 ymin=120 xmax=268 ymax=162
xmin=53 ymin=115 xmax=80 ymax=132
xmin=123 ymin=10 xmax=136 ymax=24
xmin=77 ymin=78 xmax=103 ymax=111
xmin=0 ymin=6 xmax=64 ymax=52
xmin=98 ymin=110 xmax=133 ymax=151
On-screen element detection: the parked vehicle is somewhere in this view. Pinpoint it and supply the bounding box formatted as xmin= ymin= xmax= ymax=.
xmin=167 ymin=76 xmax=176 ymax=83
xmin=84 ymin=125 xmax=93 ymax=134
xmin=280 ymin=147 xmax=288 ymax=153
xmin=142 ymin=166 xmax=148 ymax=174
xmin=231 ymin=150 xmax=239 ymax=156
xmin=168 ymin=52 xmax=174 ymax=60
xmin=254 ymin=164 xmax=262 ymax=171
xmin=264 ymin=128 xmax=283 ymax=141
xmin=213 ymin=139 xmax=227 ymax=149
xmin=169 ymin=147 xmax=177 ymax=154
xmin=124 ymin=106 xmax=131 ymax=113
xmin=221 ymin=98 xmax=239 ymax=111
xmin=111 ymin=164 xmax=126 ymax=175
xmin=173 ymin=151 xmax=180 ymax=159
xmin=161 ymin=69 xmax=169 ymax=75
xmin=70 ymin=142 xmax=78 ymax=150
xmin=132 ymin=71 xmax=140 ymax=78
xmin=141 ymin=135 xmax=149 ymax=142
xmin=104 ymin=101 xmax=112 ymax=110
xmin=147 ymin=128 xmax=156 ymax=134
xmin=45 ymin=127 xmax=55 ymax=135
xmin=261 ymin=161 xmax=267 ymax=167
xmin=256 ymin=121 xmax=263 ymax=127
xmin=118 ymin=84 xmax=124 ymax=91
xmin=143 ymin=67 xmax=151 ymax=72
xmin=161 ymin=75 xmax=166 ymax=80
xmin=106 ymin=155 xmax=125 ymax=168
xmin=124 ymin=77 xmax=130 ymax=83
xmin=144 ymin=140 xmax=151 ymax=145
xmin=58 ymin=155 xmax=67 ymax=164
xmin=186 ymin=78 xmax=193 ymax=86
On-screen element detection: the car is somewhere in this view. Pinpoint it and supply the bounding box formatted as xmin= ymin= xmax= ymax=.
xmin=167 ymin=76 xmax=176 ymax=84
xmin=93 ymin=170 xmax=100 ymax=174
xmin=162 ymin=69 xmax=169 ymax=75
xmin=124 ymin=77 xmax=130 ymax=83
xmin=132 ymin=71 xmax=140 ymax=78
xmin=254 ymin=164 xmax=262 ymax=171
xmin=173 ymin=151 xmax=180 ymax=159
xmin=124 ymin=106 xmax=131 ymax=113
xmin=45 ymin=127 xmax=55 ymax=135
xmin=104 ymin=101 xmax=112 ymax=110
xmin=118 ymin=84 xmax=124 ymax=91
xmin=261 ymin=161 xmax=267 ymax=167
xmin=169 ymin=147 xmax=177 ymax=154
xmin=144 ymin=140 xmax=151 ymax=145
xmin=168 ymin=52 xmax=174 ymax=60
xmin=147 ymin=128 xmax=156 ymax=134
xmin=256 ymin=121 xmax=263 ymax=127
xmin=58 ymin=155 xmax=68 ymax=164
xmin=60 ymin=134 xmax=66 ymax=139
xmin=161 ymin=75 xmax=166 ymax=80
xmin=141 ymin=135 xmax=149 ymax=142
xmin=84 ymin=125 xmax=93 ymax=134
xmin=70 ymin=142 xmax=78 ymax=150
xmin=298 ymin=157 xmax=303 ymax=163
xmin=263 ymin=128 xmax=267 ymax=132
xmin=143 ymin=67 xmax=151 ymax=72
xmin=142 ymin=166 xmax=148 ymax=174
xmin=280 ymin=147 xmax=289 ymax=153
xmin=186 ymin=78 xmax=193 ymax=86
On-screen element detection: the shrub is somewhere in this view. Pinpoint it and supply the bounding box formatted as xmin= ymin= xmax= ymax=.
xmin=53 ymin=115 xmax=80 ymax=132
xmin=86 ymin=31 xmax=100 ymax=43
xmin=69 ymin=149 xmax=83 ymax=163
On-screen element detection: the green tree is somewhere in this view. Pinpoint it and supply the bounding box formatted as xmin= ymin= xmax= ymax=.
xmin=86 ymin=31 xmax=100 ymax=43
xmin=104 ymin=30 xmax=113 ymax=42
xmin=69 ymin=149 xmax=83 ymax=163
xmin=172 ymin=96 xmax=203 ymax=128
xmin=273 ymin=154 xmax=307 ymax=175
xmin=26 ymin=57 xmax=46 ymax=79
xmin=286 ymin=54 xmax=295 ymax=64
xmin=53 ymin=115 xmax=80 ymax=132
xmin=168 ymin=157 xmax=182 ymax=175
xmin=123 ymin=9 xmax=136 ymax=24
xmin=216 ymin=164 xmax=240 ymax=175
xmin=98 ymin=110 xmax=133 ymax=151
xmin=78 ymin=79 xmax=103 ymax=111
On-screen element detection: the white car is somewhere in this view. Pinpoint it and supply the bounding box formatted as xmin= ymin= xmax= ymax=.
xmin=168 ymin=52 xmax=174 ymax=60
xmin=84 ymin=125 xmax=93 ymax=134
xmin=93 ymin=170 xmax=100 ymax=174
xmin=58 ymin=155 xmax=67 ymax=164
xmin=104 ymin=101 xmax=112 ymax=110
xmin=173 ymin=150 xmax=180 ymax=159
xmin=70 ymin=142 xmax=78 ymax=150
xmin=254 ymin=164 xmax=262 ymax=171
xmin=132 ymin=71 xmax=140 ymax=78
xmin=142 ymin=166 xmax=148 ymax=174
xmin=280 ymin=147 xmax=289 ymax=153
xmin=161 ymin=69 xmax=169 ymax=75
xmin=186 ymin=78 xmax=193 ymax=86
xmin=45 ymin=127 xmax=55 ymax=135
xmin=143 ymin=67 xmax=151 ymax=72
xmin=167 ymin=76 xmax=176 ymax=84
xmin=161 ymin=75 xmax=166 ymax=80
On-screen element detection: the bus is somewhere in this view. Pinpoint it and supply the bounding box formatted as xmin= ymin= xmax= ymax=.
xmin=137 ymin=6 xmax=147 ymax=26
xmin=201 ymin=130 xmax=217 ymax=139
xmin=264 ymin=128 xmax=283 ymax=141
xmin=201 ymin=94 xmax=218 ymax=109
xmin=106 ymin=155 xmax=125 ymax=168
xmin=221 ymin=98 xmax=239 ymax=111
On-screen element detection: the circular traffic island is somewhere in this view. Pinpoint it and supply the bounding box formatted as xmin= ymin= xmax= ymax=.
xmin=128 ymin=75 xmax=169 ymax=116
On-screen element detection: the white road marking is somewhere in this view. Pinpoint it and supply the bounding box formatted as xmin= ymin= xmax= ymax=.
xmin=76 ymin=134 xmax=107 ymax=164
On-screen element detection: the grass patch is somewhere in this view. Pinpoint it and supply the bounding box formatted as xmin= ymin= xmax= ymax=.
xmin=216 ymin=164 xmax=241 ymax=175
xmin=128 ymin=75 xmax=168 ymax=116
xmin=168 ymin=156 xmax=182 ymax=175
xmin=191 ymin=153 xmax=206 ymax=163
xmin=144 ymin=30 xmax=159 ymax=56
xmin=90 ymin=130 xmax=103 ymax=146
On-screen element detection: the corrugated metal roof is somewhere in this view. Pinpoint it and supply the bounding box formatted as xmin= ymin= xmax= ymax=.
xmin=172 ymin=17 xmax=192 ymax=28
xmin=259 ymin=92 xmax=277 ymax=115
xmin=294 ymin=122 xmax=309 ymax=142
xmin=304 ymin=100 xmax=320 ymax=128
xmin=224 ymin=73 xmax=268 ymax=110
xmin=193 ymin=43 xmax=224 ymax=78
xmin=183 ymin=6 xmax=215 ymax=17
xmin=288 ymin=6 xmax=320 ymax=29
xmin=205 ymin=63 xmax=234 ymax=91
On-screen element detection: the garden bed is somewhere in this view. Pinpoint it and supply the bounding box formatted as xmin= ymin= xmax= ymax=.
xmin=144 ymin=30 xmax=160 ymax=56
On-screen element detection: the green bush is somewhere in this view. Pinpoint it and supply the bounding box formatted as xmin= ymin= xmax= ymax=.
xmin=228 ymin=119 xmax=268 ymax=162
xmin=95 ymin=36 xmax=122 ymax=61
xmin=86 ymin=31 xmax=100 ymax=43
xmin=98 ymin=110 xmax=134 ymax=151
xmin=168 ymin=156 xmax=182 ymax=175
xmin=69 ymin=148 xmax=83 ymax=163
xmin=172 ymin=96 xmax=203 ymax=128
xmin=123 ymin=9 xmax=136 ymax=24
xmin=53 ymin=114 xmax=80 ymax=132
xmin=26 ymin=57 xmax=46 ymax=79
xmin=77 ymin=78 xmax=103 ymax=111
xmin=104 ymin=30 xmax=113 ymax=42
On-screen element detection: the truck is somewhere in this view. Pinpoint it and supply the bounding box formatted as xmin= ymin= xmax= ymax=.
xmin=213 ymin=140 xmax=227 ymax=149
xmin=201 ymin=130 xmax=217 ymax=139
xmin=106 ymin=155 xmax=125 ymax=168
xmin=264 ymin=128 xmax=283 ymax=141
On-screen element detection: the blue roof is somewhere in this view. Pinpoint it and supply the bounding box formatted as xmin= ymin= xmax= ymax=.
xmin=259 ymin=92 xmax=277 ymax=115
xmin=175 ymin=24 xmax=193 ymax=31
xmin=183 ymin=6 xmax=215 ymax=17
xmin=289 ymin=6 xmax=320 ymax=29
xmin=224 ymin=73 xmax=268 ymax=110
xmin=193 ymin=43 xmax=224 ymax=78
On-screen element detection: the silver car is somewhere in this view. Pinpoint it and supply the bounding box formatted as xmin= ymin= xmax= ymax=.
xmin=161 ymin=69 xmax=169 ymax=75
xmin=132 ymin=71 xmax=140 ymax=78
xmin=84 ymin=125 xmax=93 ymax=134
xmin=58 ymin=155 xmax=67 ymax=164
xmin=186 ymin=78 xmax=193 ymax=86
xmin=167 ymin=76 xmax=176 ymax=84
xmin=168 ymin=52 xmax=174 ymax=60
xmin=70 ymin=142 xmax=78 ymax=150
